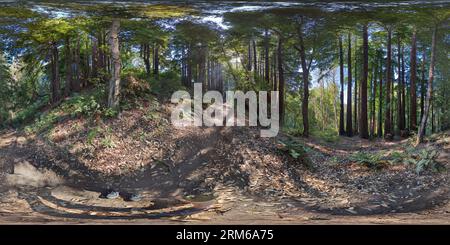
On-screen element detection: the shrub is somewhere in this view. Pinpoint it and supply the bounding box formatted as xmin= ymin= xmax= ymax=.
xmin=349 ymin=151 xmax=386 ymax=169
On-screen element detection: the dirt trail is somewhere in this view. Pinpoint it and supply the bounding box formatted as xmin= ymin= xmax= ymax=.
xmin=0 ymin=123 xmax=449 ymax=224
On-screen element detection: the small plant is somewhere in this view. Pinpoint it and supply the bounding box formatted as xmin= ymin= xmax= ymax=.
xmin=387 ymin=147 xmax=444 ymax=174
xmin=101 ymin=136 xmax=116 ymax=148
xmin=102 ymin=107 xmax=118 ymax=118
xmin=349 ymin=151 xmax=385 ymax=169
xmin=410 ymin=149 xmax=443 ymax=174
xmin=277 ymin=138 xmax=313 ymax=168
xmin=71 ymin=95 xmax=101 ymax=117
xmin=86 ymin=127 xmax=100 ymax=145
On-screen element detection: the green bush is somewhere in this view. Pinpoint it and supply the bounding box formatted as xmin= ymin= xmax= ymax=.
xmin=277 ymin=138 xmax=313 ymax=168
xmin=349 ymin=151 xmax=385 ymax=169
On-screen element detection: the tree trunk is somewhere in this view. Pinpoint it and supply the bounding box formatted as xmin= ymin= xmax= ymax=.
xmin=72 ymin=37 xmax=81 ymax=92
xmin=410 ymin=29 xmax=417 ymax=130
xmin=401 ymin=47 xmax=406 ymax=131
xmin=91 ymin=36 xmax=98 ymax=78
xmin=298 ymin=28 xmax=309 ymax=137
xmin=417 ymin=25 xmax=437 ymax=144
xmin=420 ymin=55 xmax=426 ymax=122
xmin=360 ymin=25 xmax=369 ymax=139
xmin=51 ymin=42 xmax=61 ymax=104
xmin=346 ymin=32 xmax=353 ymax=137
xmin=397 ymin=35 xmax=403 ymax=134
xmin=247 ymin=41 xmax=252 ymax=71
xmin=84 ymin=39 xmax=90 ymax=87
xmin=264 ymin=29 xmax=270 ymax=84
xmin=384 ymin=28 xmax=393 ymax=140
xmin=64 ymin=37 xmax=72 ymax=97
xmin=277 ymin=37 xmax=285 ymax=127
xmin=371 ymin=59 xmax=377 ymax=138
xmin=378 ymin=52 xmax=383 ymax=137
xmin=339 ymin=35 xmax=345 ymax=136
xmin=187 ymin=43 xmax=192 ymax=88
xmin=143 ymin=43 xmax=151 ymax=77
xmin=107 ymin=19 xmax=121 ymax=108
xmin=354 ymin=39 xmax=358 ymax=135
xmin=252 ymin=39 xmax=257 ymax=75
xmin=153 ymin=43 xmax=159 ymax=78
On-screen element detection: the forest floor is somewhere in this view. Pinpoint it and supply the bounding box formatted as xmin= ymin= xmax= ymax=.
xmin=0 ymin=97 xmax=449 ymax=224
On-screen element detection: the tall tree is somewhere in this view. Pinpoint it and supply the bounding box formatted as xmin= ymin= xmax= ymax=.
xmin=50 ymin=42 xmax=61 ymax=104
xmin=378 ymin=54 xmax=383 ymax=137
xmin=354 ymin=38 xmax=358 ymax=134
xmin=420 ymin=55 xmax=426 ymax=121
xmin=64 ymin=37 xmax=72 ymax=97
xmin=339 ymin=35 xmax=345 ymax=135
xmin=360 ymin=24 xmax=369 ymax=139
xmin=401 ymin=46 xmax=406 ymax=131
xmin=397 ymin=35 xmax=404 ymax=134
xmin=277 ymin=37 xmax=285 ymax=127
xmin=107 ymin=19 xmax=121 ymax=108
xmin=346 ymin=32 xmax=353 ymax=137
xmin=298 ymin=24 xmax=310 ymax=137
xmin=264 ymin=29 xmax=270 ymax=84
xmin=153 ymin=43 xmax=159 ymax=77
xmin=409 ymin=29 xmax=417 ymax=130
xmin=384 ymin=27 xmax=393 ymax=139
xmin=371 ymin=57 xmax=377 ymax=137
xmin=417 ymin=25 xmax=437 ymax=144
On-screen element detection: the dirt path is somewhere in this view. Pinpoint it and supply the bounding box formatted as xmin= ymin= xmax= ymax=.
xmin=0 ymin=124 xmax=449 ymax=224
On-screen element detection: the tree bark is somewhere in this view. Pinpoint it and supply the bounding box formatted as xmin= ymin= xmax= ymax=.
xmin=107 ymin=19 xmax=121 ymax=108
xmin=360 ymin=25 xmax=369 ymax=139
xmin=417 ymin=25 xmax=437 ymax=144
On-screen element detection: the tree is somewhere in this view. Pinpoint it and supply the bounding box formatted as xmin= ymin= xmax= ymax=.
xmin=384 ymin=27 xmax=393 ymax=139
xmin=410 ymin=29 xmax=417 ymax=130
xmin=277 ymin=36 xmax=285 ymax=127
xmin=378 ymin=51 xmax=383 ymax=137
xmin=264 ymin=29 xmax=270 ymax=84
xmin=346 ymin=32 xmax=353 ymax=137
xmin=298 ymin=24 xmax=309 ymax=137
xmin=64 ymin=37 xmax=73 ymax=97
xmin=360 ymin=24 xmax=369 ymax=139
xmin=107 ymin=19 xmax=121 ymax=108
xmin=417 ymin=25 xmax=437 ymax=144
xmin=339 ymin=35 xmax=345 ymax=135
xmin=397 ymin=35 xmax=404 ymax=135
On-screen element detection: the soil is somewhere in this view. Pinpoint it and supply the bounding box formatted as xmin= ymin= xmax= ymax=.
xmin=0 ymin=99 xmax=449 ymax=224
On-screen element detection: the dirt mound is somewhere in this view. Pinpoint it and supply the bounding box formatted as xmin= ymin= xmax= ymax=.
xmin=6 ymin=161 xmax=63 ymax=188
